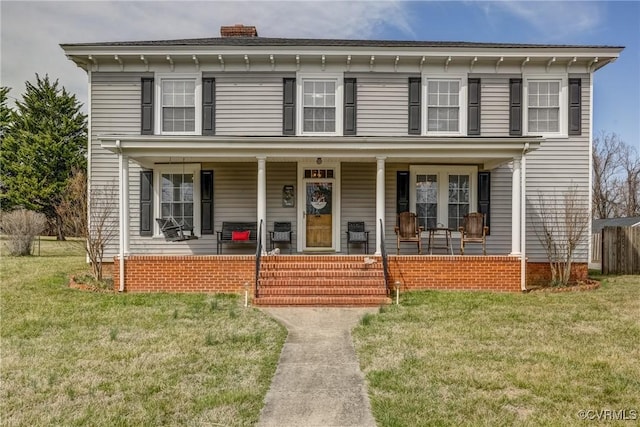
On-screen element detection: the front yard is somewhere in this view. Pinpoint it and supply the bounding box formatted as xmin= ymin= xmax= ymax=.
xmin=353 ymin=276 xmax=640 ymax=426
xmin=0 ymin=238 xmax=286 ymax=426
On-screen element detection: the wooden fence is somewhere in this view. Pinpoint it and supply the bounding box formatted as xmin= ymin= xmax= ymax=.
xmin=601 ymin=226 xmax=640 ymax=275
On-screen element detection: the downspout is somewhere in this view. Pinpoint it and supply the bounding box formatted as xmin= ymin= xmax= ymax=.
xmin=521 ymin=142 xmax=529 ymax=291
xmin=116 ymin=139 xmax=125 ymax=292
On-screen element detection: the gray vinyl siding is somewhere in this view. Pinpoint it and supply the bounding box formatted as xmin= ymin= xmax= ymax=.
xmin=354 ymin=74 xmax=409 ymax=136
xmin=341 ymin=163 xmax=376 ymax=253
xmin=215 ymin=74 xmax=284 ymax=135
xmin=266 ymin=162 xmax=298 ymax=252
xmin=480 ymin=76 xmax=510 ymax=136
xmin=524 ymin=74 xmax=591 ymax=262
xmin=91 ymin=73 xmax=144 ymax=259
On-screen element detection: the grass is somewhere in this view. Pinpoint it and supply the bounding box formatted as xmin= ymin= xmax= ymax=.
xmin=353 ymin=276 xmax=640 ymax=426
xmin=1 ymin=237 xmax=287 ymax=426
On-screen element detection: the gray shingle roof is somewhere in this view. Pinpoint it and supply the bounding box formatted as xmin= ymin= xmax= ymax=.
xmin=592 ymin=217 xmax=640 ymax=233
xmin=60 ymin=36 xmax=623 ymax=50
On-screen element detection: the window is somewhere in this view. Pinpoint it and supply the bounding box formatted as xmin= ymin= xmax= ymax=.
xmin=156 ymin=75 xmax=201 ymax=135
xmin=423 ymin=76 xmax=467 ymax=135
xmin=523 ymin=76 xmax=567 ymax=136
xmin=297 ymin=74 xmax=342 ymax=135
xmin=527 ymin=81 xmax=559 ymax=133
xmin=411 ymin=166 xmax=477 ymax=231
xmin=154 ymin=164 xmax=200 ymax=235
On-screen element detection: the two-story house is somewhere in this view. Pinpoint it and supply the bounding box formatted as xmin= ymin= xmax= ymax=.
xmin=61 ymin=25 xmax=622 ymax=304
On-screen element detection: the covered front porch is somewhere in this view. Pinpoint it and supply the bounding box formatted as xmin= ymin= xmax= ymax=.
xmin=102 ymin=134 xmax=541 ymax=296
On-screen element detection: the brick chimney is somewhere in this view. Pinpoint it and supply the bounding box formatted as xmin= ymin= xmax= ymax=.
xmin=220 ymin=24 xmax=258 ymax=37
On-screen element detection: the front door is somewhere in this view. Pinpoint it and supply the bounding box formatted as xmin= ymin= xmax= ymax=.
xmin=298 ymin=164 xmax=340 ymax=252
xmin=305 ymin=181 xmax=333 ymax=248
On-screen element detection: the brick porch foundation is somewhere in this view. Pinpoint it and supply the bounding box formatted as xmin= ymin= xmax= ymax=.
xmin=111 ymin=254 xmax=555 ymax=294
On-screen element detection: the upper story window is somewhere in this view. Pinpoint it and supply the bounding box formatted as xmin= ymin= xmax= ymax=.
xmin=423 ymin=76 xmax=467 ymax=136
xmin=527 ymin=81 xmax=560 ymax=133
xmin=297 ymin=74 xmax=343 ymax=136
xmin=155 ymin=74 xmax=201 ymax=135
xmin=523 ymin=76 xmax=567 ymax=137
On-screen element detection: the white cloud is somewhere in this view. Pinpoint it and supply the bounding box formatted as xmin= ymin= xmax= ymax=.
xmin=1 ymin=0 xmax=413 ymax=109
xmin=489 ymin=0 xmax=603 ymax=41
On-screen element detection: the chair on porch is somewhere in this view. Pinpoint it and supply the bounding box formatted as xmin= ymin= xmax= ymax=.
xmin=458 ymin=212 xmax=488 ymax=255
xmin=269 ymin=222 xmax=292 ymax=253
xmin=394 ymin=212 xmax=424 ymax=254
xmin=156 ymin=218 xmax=198 ymax=242
xmin=346 ymin=221 xmax=369 ymax=254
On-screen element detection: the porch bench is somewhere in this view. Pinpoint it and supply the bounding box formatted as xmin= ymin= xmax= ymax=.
xmin=216 ymin=222 xmax=258 ymax=254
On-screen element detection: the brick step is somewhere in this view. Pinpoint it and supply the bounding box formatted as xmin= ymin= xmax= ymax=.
xmin=258 ymin=286 xmax=388 ymax=296
xmin=259 ymin=278 xmax=384 ymax=287
xmin=259 ymin=270 xmax=383 ymax=279
xmin=260 ymin=262 xmax=382 ymax=271
xmin=253 ymin=295 xmax=392 ymax=307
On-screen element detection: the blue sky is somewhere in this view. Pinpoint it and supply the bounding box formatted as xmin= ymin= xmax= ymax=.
xmin=2 ymin=1 xmax=638 ymax=147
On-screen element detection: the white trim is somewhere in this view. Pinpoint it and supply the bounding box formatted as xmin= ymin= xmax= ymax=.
xmin=409 ymin=165 xmax=478 ymax=233
xmin=422 ymin=74 xmax=467 ymax=136
xmin=297 ymin=160 xmax=341 ymax=251
xmin=523 ymin=74 xmax=568 ymax=138
xmin=588 ymin=74 xmax=594 ymax=265
xmin=153 ymin=163 xmax=201 ymax=237
xmin=296 ymin=73 xmax=343 ymax=136
xmin=155 ymin=73 xmax=202 ymax=136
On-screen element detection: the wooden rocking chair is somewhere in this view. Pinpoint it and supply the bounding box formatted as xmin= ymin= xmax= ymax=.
xmin=458 ymin=212 xmax=488 ymax=255
xmin=394 ymin=212 xmax=424 ymax=254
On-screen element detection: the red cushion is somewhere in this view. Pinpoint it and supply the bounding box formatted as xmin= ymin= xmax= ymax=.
xmin=232 ymin=230 xmax=251 ymax=241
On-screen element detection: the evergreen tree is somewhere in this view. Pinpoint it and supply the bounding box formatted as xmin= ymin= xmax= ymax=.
xmin=1 ymin=75 xmax=87 ymax=239
xmin=0 ymin=86 xmax=11 ymax=137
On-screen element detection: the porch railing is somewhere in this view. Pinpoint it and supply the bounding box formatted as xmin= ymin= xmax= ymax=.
xmin=380 ymin=218 xmax=390 ymax=294
xmin=255 ymin=219 xmax=263 ymax=298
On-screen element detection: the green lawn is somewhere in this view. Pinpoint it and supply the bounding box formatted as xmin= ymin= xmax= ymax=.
xmin=353 ymin=277 xmax=640 ymax=426
xmin=0 ymin=238 xmax=286 ymax=426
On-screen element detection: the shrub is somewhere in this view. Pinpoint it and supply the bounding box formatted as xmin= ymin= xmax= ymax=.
xmin=1 ymin=208 xmax=47 ymax=256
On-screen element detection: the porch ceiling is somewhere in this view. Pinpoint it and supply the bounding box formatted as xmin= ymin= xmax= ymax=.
xmin=100 ymin=135 xmax=542 ymax=169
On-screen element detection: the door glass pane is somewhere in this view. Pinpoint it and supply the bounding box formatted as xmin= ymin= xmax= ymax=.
xmin=416 ymin=174 xmax=437 ymax=229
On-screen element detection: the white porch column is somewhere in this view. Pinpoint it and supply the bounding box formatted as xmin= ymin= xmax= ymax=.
xmin=117 ymin=141 xmax=128 ymax=292
xmin=510 ymin=157 xmax=522 ymax=256
xmin=122 ymin=155 xmax=130 ymax=254
xmin=375 ymin=157 xmax=386 ymax=255
xmin=257 ymin=156 xmax=267 ymax=247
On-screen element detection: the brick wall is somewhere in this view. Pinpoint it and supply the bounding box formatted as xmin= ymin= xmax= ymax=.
xmin=113 ymin=255 xmax=254 ymax=293
xmin=389 ymin=255 xmax=522 ymax=292
xmin=526 ymin=262 xmax=588 ymax=286
xmin=113 ymin=255 xmax=584 ymax=293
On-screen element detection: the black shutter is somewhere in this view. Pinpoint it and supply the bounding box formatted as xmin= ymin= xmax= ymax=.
xmin=141 ymin=77 xmax=154 ymax=135
xmin=202 ymin=77 xmax=215 ymax=135
xmin=408 ymin=77 xmax=421 ymax=135
xmin=201 ymin=170 xmax=214 ymax=235
xmin=509 ymin=79 xmax=522 ymax=136
xmin=343 ymin=78 xmax=357 ymax=135
xmin=568 ymin=78 xmax=582 ymax=135
xmin=467 ymin=78 xmax=481 ymax=135
xmin=140 ymin=170 xmax=153 ymax=236
xmin=397 ymin=171 xmax=410 ymax=216
xmin=478 ymin=171 xmax=490 ymax=234
xmin=283 ymin=78 xmax=296 ymax=135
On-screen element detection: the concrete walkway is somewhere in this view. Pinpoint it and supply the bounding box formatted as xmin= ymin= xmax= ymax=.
xmin=258 ymin=308 xmax=378 ymax=427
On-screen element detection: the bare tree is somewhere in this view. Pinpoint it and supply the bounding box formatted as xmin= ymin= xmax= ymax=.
xmin=592 ymin=131 xmax=640 ymax=218
xmin=532 ymin=186 xmax=590 ymax=286
xmin=57 ymin=170 xmax=118 ymax=280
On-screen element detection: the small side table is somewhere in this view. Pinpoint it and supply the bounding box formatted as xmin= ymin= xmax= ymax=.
xmin=427 ymin=228 xmax=453 ymax=255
